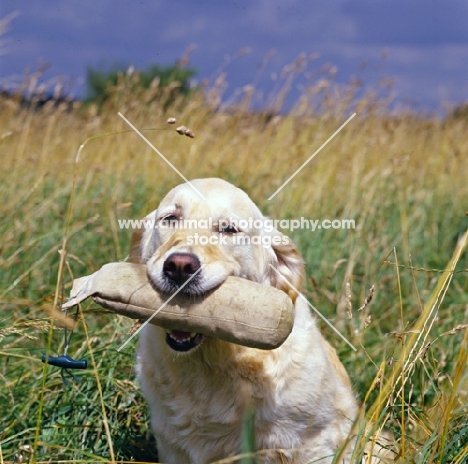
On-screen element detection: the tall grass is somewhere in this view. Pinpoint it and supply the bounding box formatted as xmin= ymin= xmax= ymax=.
xmin=0 ymin=58 xmax=467 ymax=463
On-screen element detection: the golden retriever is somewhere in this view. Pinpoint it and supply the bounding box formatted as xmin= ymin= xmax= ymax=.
xmin=131 ymin=178 xmax=360 ymax=463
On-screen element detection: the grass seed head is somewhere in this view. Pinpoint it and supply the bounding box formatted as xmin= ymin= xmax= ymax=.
xmin=345 ymin=282 xmax=352 ymax=319
xmin=358 ymin=284 xmax=375 ymax=311
xmin=184 ymin=128 xmax=195 ymax=138
xmin=364 ymin=315 xmax=372 ymax=328
xmin=447 ymin=324 xmax=468 ymax=335
xmin=176 ymin=125 xmax=195 ymax=138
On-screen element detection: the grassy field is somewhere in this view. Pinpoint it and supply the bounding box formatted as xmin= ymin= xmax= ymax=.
xmin=1 ymin=67 xmax=468 ymax=463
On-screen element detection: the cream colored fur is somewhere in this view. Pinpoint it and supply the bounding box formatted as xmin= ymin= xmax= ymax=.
xmin=133 ymin=178 xmax=360 ymax=463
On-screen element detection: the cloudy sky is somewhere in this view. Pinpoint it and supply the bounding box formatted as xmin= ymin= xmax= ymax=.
xmin=1 ymin=0 xmax=468 ymax=112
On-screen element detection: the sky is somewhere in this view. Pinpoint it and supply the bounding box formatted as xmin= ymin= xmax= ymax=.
xmin=1 ymin=0 xmax=468 ymax=113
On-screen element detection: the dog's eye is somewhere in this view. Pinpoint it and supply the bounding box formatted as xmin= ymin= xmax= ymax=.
xmin=159 ymin=214 xmax=179 ymax=227
xmin=220 ymin=224 xmax=238 ymax=234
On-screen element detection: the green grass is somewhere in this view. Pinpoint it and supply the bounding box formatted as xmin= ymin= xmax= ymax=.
xmin=1 ymin=65 xmax=468 ymax=463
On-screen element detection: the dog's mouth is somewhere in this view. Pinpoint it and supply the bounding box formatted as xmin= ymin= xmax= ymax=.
xmin=165 ymin=329 xmax=205 ymax=352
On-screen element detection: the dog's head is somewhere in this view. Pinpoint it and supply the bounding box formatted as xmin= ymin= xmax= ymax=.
xmin=131 ymin=178 xmax=304 ymax=352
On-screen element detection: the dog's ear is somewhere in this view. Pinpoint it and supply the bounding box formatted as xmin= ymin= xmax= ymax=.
xmin=129 ymin=212 xmax=156 ymax=263
xmin=265 ymin=233 xmax=305 ymax=303
xmin=129 ymin=227 xmax=145 ymax=263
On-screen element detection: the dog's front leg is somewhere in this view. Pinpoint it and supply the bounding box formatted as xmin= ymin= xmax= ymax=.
xmin=155 ymin=435 xmax=191 ymax=464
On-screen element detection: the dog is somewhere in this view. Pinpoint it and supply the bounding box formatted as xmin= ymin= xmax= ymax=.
xmin=130 ymin=178 xmax=360 ymax=463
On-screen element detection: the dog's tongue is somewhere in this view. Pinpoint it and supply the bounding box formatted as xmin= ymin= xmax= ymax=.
xmin=170 ymin=330 xmax=192 ymax=341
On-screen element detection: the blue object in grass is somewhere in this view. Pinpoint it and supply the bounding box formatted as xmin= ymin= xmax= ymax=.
xmin=41 ymin=354 xmax=87 ymax=369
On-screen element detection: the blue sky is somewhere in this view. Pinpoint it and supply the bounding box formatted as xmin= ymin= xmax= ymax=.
xmin=1 ymin=0 xmax=468 ymax=112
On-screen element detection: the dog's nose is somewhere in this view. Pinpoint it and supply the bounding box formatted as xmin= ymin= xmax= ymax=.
xmin=163 ymin=252 xmax=201 ymax=286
